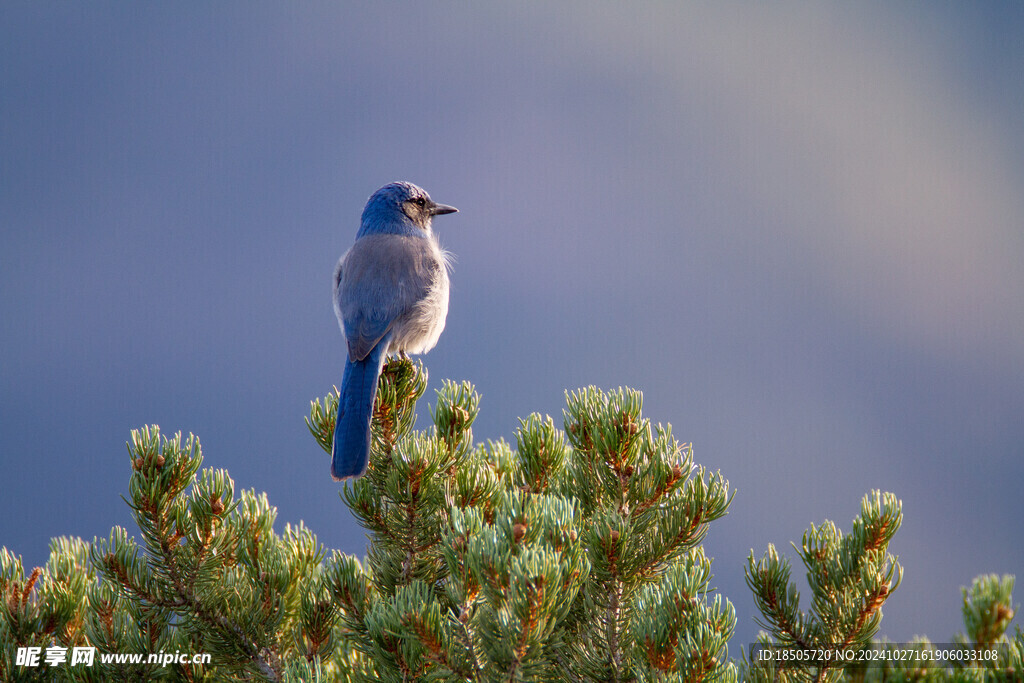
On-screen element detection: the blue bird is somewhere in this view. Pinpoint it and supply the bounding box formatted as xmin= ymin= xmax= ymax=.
xmin=331 ymin=182 xmax=457 ymax=480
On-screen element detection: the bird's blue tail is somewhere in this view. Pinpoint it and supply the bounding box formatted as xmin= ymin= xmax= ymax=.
xmin=331 ymin=341 xmax=389 ymax=480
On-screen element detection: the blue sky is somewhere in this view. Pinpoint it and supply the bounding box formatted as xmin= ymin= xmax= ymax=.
xmin=2 ymin=2 xmax=1022 ymax=648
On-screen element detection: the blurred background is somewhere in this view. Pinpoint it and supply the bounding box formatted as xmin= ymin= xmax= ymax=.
xmin=2 ymin=2 xmax=1021 ymax=647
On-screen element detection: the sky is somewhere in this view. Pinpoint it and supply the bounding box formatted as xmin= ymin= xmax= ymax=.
xmin=2 ymin=2 xmax=1022 ymax=650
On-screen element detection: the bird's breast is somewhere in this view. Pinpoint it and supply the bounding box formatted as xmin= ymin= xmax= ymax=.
xmin=338 ymin=233 xmax=450 ymax=356
xmin=390 ymin=243 xmax=449 ymax=355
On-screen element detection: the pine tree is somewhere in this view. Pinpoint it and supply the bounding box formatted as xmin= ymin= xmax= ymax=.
xmin=1 ymin=359 xmax=1019 ymax=682
xmin=308 ymin=360 xmax=737 ymax=681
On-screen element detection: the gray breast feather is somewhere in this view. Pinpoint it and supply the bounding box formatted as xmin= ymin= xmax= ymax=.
xmin=335 ymin=234 xmax=450 ymax=361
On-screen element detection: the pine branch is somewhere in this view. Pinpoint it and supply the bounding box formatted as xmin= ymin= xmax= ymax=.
xmin=745 ymin=491 xmax=904 ymax=682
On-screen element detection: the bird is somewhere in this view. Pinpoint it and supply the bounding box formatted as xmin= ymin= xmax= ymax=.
xmin=331 ymin=182 xmax=457 ymax=480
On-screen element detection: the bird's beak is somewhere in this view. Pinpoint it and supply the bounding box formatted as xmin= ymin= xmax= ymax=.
xmin=430 ymin=202 xmax=458 ymax=216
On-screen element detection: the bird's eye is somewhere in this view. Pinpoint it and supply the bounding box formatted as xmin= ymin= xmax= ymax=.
xmin=413 ymin=197 xmax=427 ymax=207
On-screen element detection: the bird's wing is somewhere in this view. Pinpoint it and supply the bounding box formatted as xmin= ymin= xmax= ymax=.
xmin=337 ymin=234 xmax=434 ymax=362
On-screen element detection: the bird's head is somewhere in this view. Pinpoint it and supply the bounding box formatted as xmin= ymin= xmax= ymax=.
xmin=359 ymin=181 xmax=457 ymax=236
